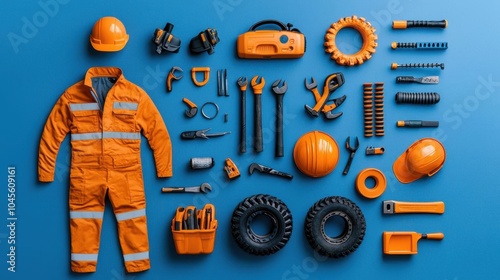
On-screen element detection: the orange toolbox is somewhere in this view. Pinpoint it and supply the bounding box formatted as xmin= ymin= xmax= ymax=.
xmin=171 ymin=204 xmax=217 ymax=254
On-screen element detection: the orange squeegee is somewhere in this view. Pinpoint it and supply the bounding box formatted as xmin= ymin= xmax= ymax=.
xmin=383 ymin=231 xmax=444 ymax=255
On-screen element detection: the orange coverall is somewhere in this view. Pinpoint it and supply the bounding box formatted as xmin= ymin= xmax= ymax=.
xmin=38 ymin=67 xmax=172 ymax=273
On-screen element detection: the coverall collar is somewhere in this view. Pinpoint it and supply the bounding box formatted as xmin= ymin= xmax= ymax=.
xmin=84 ymin=67 xmax=125 ymax=87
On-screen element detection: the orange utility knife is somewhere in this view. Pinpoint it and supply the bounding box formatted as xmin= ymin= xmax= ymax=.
xmin=383 ymin=200 xmax=445 ymax=214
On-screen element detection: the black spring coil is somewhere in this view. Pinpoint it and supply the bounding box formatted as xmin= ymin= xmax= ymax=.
xmin=395 ymin=92 xmax=440 ymax=104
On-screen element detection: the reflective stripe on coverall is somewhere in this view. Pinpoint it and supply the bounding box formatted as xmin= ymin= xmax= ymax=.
xmin=38 ymin=67 xmax=172 ymax=273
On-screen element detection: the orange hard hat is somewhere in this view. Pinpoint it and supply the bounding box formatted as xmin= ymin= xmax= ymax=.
xmin=393 ymin=138 xmax=446 ymax=184
xmin=90 ymin=17 xmax=129 ymax=52
xmin=293 ymin=131 xmax=340 ymax=178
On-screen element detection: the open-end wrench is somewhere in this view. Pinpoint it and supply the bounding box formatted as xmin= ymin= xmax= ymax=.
xmin=272 ymin=79 xmax=287 ymax=157
xmin=237 ymin=77 xmax=248 ymax=154
xmin=161 ymin=183 xmax=212 ymax=193
xmin=249 ymin=163 xmax=293 ymax=180
xmin=305 ymin=77 xmax=322 ymax=101
xmin=251 ymin=76 xmax=265 ymax=153
xmin=343 ymin=136 xmax=359 ymax=175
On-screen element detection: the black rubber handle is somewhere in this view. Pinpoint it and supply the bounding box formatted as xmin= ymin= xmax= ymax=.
xmin=248 ymin=19 xmax=288 ymax=31
xmin=254 ymin=95 xmax=263 ymax=153
xmin=239 ymin=89 xmax=247 ymax=154
xmin=421 ymin=121 xmax=439 ymax=127
xmin=342 ymin=153 xmax=355 ymax=175
xmin=180 ymin=131 xmax=197 ymax=139
xmin=275 ymin=94 xmax=284 ymax=157
xmin=396 ymin=76 xmax=415 ymax=83
xmin=408 ymin=20 xmax=447 ymax=28
xmin=270 ymin=170 xmax=293 ymax=180
xmin=186 ymin=209 xmax=194 ymax=230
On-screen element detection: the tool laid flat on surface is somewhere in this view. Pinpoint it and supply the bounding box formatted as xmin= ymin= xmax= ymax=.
xmin=272 ymin=79 xmax=287 ymax=157
xmin=383 ymin=200 xmax=445 ymax=214
xmin=392 ymin=19 xmax=448 ymax=29
xmin=249 ymin=163 xmax=293 ymax=180
xmin=397 ymin=120 xmax=439 ymax=128
xmin=343 ymin=136 xmax=359 ymax=175
xmin=182 ymin=98 xmax=197 ymax=118
xmin=383 ymin=231 xmax=444 ymax=255
xmin=217 ymin=69 xmax=228 ymax=96
xmin=166 ymin=66 xmax=183 ymax=92
xmin=180 ymin=128 xmax=230 ymax=139
xmin=237 ymin=77 xmax=248 ymax=153
xmin=304 ymin=73 xmax=346 ymax=119
xmin=161 ymin=183 xmax=212 ymax=193
xmin=396 ymin=76 xmax=439 ymax=84
xmin=251 ymin=76 xmax=265 ymax=152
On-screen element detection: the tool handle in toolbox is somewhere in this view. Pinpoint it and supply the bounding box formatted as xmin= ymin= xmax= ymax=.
xmin=396 ymin=76 xmax=416 ymax=83
xmin=275 ymin=94 xmax=284 ymax=157
xmin=422 ymin=232 xmax=445 ymax=240
xmin=254 ymin=95 xmax=263 ymax=152
xmin=395 ymin=201 xmax=445 ymax=214
xmin=173 ymin=207 xmax=186 ymax=231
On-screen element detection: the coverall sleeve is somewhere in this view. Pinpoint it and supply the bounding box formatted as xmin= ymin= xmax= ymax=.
xmin=137 ymin=93 xmax=173 ymax=177
xmin=38 ymin=93 xmax=71 ymax=182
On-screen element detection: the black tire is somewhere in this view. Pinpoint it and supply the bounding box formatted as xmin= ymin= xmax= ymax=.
xmin=231 ymin=194 xmax=293 ymax=256
xmin=305 ymin=196 xmax=366 ymax=258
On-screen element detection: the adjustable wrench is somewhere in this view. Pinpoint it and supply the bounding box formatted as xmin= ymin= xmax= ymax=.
xmin=251 ymin=76 xmax=265 ymax=153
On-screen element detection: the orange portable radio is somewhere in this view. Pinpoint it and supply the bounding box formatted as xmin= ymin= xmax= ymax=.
xmin=237 ymin=19 xmax=306 ymax=59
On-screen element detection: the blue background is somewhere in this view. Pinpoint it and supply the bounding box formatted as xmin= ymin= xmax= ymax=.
xmin=1 ymin=0 xmax=500 ymax=279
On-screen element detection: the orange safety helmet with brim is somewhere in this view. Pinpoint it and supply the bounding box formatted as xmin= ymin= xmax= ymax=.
xmin=393 ymin=138 xmax=446 ymax=184
xmin=90 ymin=17 xmax=129 ymax=52
xmin=293 ymin=131 xmax=340 ymax=178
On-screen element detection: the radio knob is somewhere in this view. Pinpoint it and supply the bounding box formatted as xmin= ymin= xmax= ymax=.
xmin=280 ymin=35 xmax=289 ymax=44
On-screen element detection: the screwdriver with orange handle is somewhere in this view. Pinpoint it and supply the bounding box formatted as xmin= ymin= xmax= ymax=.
xmin=393 ymin=20 xmax=448 ymax=29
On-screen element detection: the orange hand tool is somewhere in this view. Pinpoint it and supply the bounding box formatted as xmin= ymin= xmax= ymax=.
xmin=383 ymin=200 xmax=445 ymax=214
xmin=182 ymin=98 xmax=197 ymax=118
xmin=305 ymin=73 xmax=346 ymax=118
xmin=166 ymin=66 xmax=183 ymax=92
xmin=383 ymin=231 xmax=444 ymax=255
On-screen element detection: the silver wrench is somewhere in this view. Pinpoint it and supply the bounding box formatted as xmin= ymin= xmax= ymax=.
xmin=161 ymin=183 xmax=212 ymax=193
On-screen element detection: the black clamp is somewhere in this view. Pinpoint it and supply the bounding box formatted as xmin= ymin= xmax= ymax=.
xmin=189 ymin=28 xmax=220 ymax=55
xmin=153 ymin=22 xmax=181 ymax=54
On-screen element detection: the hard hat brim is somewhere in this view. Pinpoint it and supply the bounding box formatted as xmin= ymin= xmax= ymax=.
xmin=90 ymin=35 xmax=129 ymax=52
xmin=392 ymin=149 xmax=422 ymax=184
